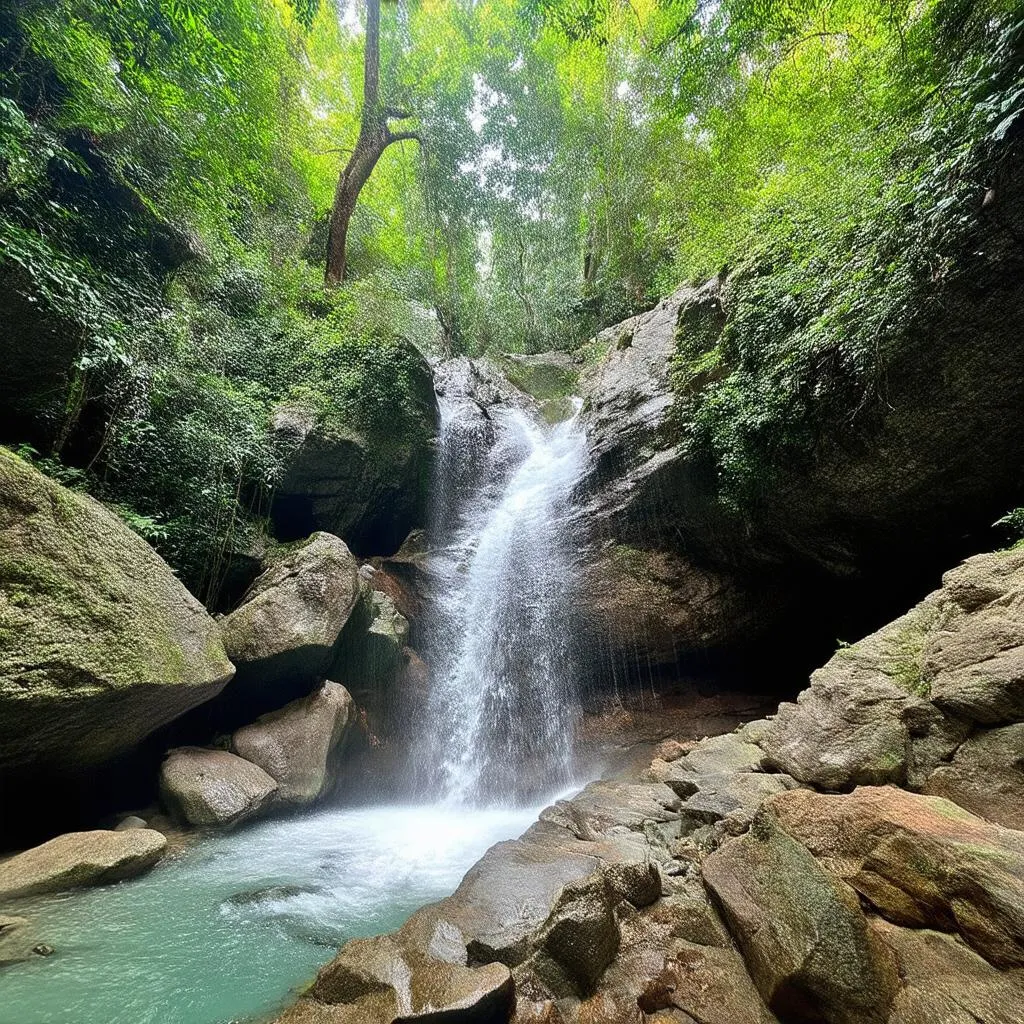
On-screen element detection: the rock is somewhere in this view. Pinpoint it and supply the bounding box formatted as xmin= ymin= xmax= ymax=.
xmin=703 ymin=807 xmax=898 ymax=1024
xmin=671 ymin=731 xmax=768 ymax=776
xmin=0 ymin=448 xmax=234 ymax=779
xmin=635 ymin=943 xmax=779 ymax=1024
xmin=577 ymin=180 xmax=1024 ymax=663
xmin=922 ymin=723 xmax=1024 ymax=828
xmin=114 ymin=815 xmax=149 ymax=832
xmin=528 ymin=872 xmax=621 ymax=997
xmin=487 ymin=351 xmax=579 ymax=403
xmin=926 ymin=551 xmax=1024 ymax=725
xmin=0 ymin=829 xmax=167 ymax=900
xmin=759 ymin=602 xmax=939 ymax=789
xmin=580 ymin=542 xmax=774 ymax=668
xmin=331 ymin=586 xmax=410 ymax=700
xmin=159 ymin=747 xmax=278 ymax=827
xmin=221 ymin=533 xmax=360 ymax=693
xmin=768 ymin=786 xmax=1024 ymax=969
xmin=232 ymin=682 xmax=354 ymax=805
xmin=307 ymin=932 xmax=515 ymax=1023
xmin=540 ymin=780 xmax=681 ymax=839
xmin=0 ymin=916 xmax=39 ymax=967
xmin=270 ymin=346 xmax=438 ymax=556
xmin=872 ymin=918 xmax=1024 ymax=1024
xmin=672 ymin=770 xmax=801 ymax=837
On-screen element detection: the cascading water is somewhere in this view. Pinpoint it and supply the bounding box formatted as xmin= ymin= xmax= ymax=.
xmin=416 ymin=371 xmax=588 ymax=803
xmin=1 ymin=360 xmax=591 ymax=1024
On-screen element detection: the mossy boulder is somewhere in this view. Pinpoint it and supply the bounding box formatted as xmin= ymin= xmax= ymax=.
xmin=0 ymin=448 xmax=234 ymax=780
xmin=220 ymin=532 xmax=361 ymax=695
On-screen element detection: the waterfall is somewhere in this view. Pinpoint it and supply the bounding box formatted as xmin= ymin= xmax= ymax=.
xmin=416 ymin=368 xmax=587 ymax=804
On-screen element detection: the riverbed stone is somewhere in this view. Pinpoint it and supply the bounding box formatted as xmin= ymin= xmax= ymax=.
xmin=0 ymin=828 xmax=167 ymax=900
xmin=0 ymin=916 xmax=41 ymax=966
xmin=159 ymin=746 xmax=278 ymax=827
xmin=221 ymin=532 xmax=360 ymax=693
xmin=0 ymin=447 xmax=234 ymax=781
xmin=232 ymin=681 xmax=354 ymax=805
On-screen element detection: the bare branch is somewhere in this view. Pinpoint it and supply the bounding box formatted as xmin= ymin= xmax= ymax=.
xmin=387 ymin=130 xmax=421 ymax=144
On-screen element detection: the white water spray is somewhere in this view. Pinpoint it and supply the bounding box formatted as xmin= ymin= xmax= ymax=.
xmin=418 ymin=387 xmax=588 ymax=804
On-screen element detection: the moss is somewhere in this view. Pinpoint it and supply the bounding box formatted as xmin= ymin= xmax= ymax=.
xmin=877 ymin=608 xmax=940 ymax=697
xmin=491 ymin=353 xmax=579 ymax=402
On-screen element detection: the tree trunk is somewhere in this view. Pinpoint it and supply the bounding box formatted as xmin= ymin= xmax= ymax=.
xmin=325 ymin=0 xmax=419 ymax=287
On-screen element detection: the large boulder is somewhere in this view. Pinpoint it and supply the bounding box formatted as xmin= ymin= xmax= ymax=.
xmin=762 ymin=550 xmax=1024 ymax=793
xmin=159 ymin=747 xmax=278 ymax=827
xmin=703 ymin=807 xmax=898 ymax=1024
xmin=0 ymin=828 xmax=167 ymax=900
xmin=231 ymin=682 xmax=354 ymax=805
xmin=769 ymin=786 xmax=1024 ymax=970
xmin=279 ymin=931 xmax=515 ymax=1024
xmin=220 ymin=532 xmax=360 ymax=697
xmin=331 ymin=585 xmax=410 ymax=702
xmin=922 ymin=723 xmax=1024 ymax=829
xmin=0 ymin=448 xmax=234 ymax=781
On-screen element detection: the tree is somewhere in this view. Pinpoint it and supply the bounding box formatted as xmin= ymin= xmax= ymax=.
xmin=325 ymin=0 xmax=420 ymax=286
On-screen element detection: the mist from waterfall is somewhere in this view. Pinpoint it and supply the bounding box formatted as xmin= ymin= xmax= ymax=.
xmin=415 ymin=381 xmax=588 ymax=805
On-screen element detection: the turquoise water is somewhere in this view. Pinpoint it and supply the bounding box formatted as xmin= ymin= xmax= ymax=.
xmin=0 ymin=803 xmax=542 ymax=1024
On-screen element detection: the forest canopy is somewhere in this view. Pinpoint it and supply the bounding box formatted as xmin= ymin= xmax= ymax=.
xmin=1 ymin=0 xmax=1021 ymax=598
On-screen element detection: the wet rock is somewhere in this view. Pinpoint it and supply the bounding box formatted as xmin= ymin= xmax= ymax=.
xmin=0 ymin=916 xmax=40 ymax=967
xmin=922 ymin=723 xmax=1024 ymax=828
xmin=0 ymin=448 xmax=234 ymax=781
xmin=703 ymin=808 xmax=897 ymax=1024
xmin=0 ymin=829 xmax=167 ymax=900
xmin=159 ymin=746 xmax=278 ymax=827
xmin=232 ymin=681 xmax=354 ymax=805
xmin=768 ymin=786 xmax=1024 ymax=969
xmin=579 ymin=543 xmax=771 ymax=667
xmin=331 ymin=586 xmax=410 ymax=701
xmin=227 ymin=884 xmax=321 ymax=906
xmin=527 ymin=872 xmax=621 ymax=997
xmin=221 ymin=533 xmax=360 ymax=694
xmin=306 ymin=932 xmax=515 ymax=1023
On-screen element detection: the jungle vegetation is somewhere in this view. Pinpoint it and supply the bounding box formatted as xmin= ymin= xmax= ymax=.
xmin=0 ymin=0 xmax=1021 ymax=598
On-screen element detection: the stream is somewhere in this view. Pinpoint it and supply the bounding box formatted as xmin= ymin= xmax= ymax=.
xmin=1 ymin=378 xmax=589 ymax=1024
xmin=0 ymin=803 xmax=550 ymax=1024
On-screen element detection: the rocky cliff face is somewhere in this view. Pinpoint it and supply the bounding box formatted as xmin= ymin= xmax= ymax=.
xmin=578 ymin=178 xmax=1024 ymax=677
xmin=277 ymin=547 xmax=1024 ymax=1024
